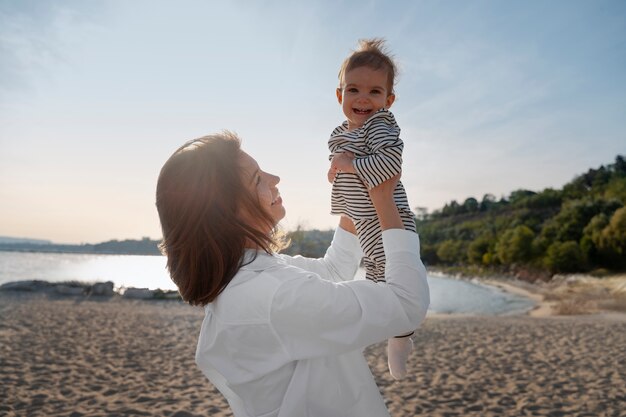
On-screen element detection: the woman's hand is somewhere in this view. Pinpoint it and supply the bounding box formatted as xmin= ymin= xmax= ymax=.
xmin=369 ymin=173 xmax=403 ymax=230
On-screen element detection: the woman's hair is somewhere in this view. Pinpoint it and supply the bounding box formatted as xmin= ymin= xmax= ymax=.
xmin=338 ymin=38 xmax=398 ymax=95
xmin=156 ymin=131 xmax=282 ymax=306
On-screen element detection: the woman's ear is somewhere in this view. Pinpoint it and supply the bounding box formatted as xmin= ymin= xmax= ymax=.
xmin=336 ymin=88 xmax=343 ymax=105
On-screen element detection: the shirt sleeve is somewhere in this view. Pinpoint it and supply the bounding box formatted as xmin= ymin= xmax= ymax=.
xmin=276 ymin=227 xmax=363 ymax=283
xmin=270 ymin=229 xmax=429 ymax=360
xmin=353 ymin=111 xmax=403 ymax=190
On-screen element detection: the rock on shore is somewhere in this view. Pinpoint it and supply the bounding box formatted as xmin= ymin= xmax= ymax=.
xmin=0 ymin=280 xmax=180 ymax=300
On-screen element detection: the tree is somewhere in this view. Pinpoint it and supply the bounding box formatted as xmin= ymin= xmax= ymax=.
xmin=596 ymin=207 xmax=626 ymax=268
xmin=420 ymin=244 xmax=439 ymax=265
xmin=614 ymin=155 xmax=626 ymax=174
xmin=462 ymin=197 xmax=479 ymax=213
xmin=441 ymin=200 xmax=461 ymax=217
xmin=480 ymin=193 xmax=497 ymax=212
xmin=591 ymin=166 xmax=611 ymax=189
xmin=509 ymin=189 xmax=536 ymax=206
xmin=580 ymin=213 xmax=609 ymax=266
xmin=523 ymin=188 xmax=562 ymax=209
xmin=409 ymin=155 xmax=625 ymax=274
xmin=604 ymin=177 xmax=626 ymax=203
xmin=496 ymin=225 xmax=535 ymax=265
xmin=552 ymin=199 xmax=621 ymax=243
xmin=436 ymin=240 xmax=466 ymax=264
xmin=283 ymin=227 xmax=333 ymax=258
xmin=545 ymin=241 xmax=585 ymax=273
xmin=467 ymin=234 xmax=495 ymax=265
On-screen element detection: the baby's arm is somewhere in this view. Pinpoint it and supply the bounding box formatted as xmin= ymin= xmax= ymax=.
xmin=353 ymin=114 xmax=403 ymax=189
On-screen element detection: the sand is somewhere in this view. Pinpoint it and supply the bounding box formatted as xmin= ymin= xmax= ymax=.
xmin=1 ymin=291 xmax=625 ymax=417
xmin=485 ymin=274 xmax=626 ymax=317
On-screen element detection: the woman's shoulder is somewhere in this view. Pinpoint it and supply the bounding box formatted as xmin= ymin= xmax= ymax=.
xmin=210 ymin=255 xmax=318 ymax=319
xmin=229 ymin=253 xmax=315 ymax=291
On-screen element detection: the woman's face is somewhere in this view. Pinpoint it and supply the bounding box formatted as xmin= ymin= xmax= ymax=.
xmin=238 ymin=151 xmax=285 ymax=232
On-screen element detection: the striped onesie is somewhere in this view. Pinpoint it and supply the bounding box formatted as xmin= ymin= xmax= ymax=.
xmin=329 ymin=109 xmax=417 ymax=282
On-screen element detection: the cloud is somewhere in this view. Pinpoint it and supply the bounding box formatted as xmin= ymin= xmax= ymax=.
xmin=0 ymin=0 xmax=104 ymax=96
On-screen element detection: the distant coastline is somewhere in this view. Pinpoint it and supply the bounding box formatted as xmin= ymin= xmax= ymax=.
xmin=0 ymin=237 xmax=161 ymax=256
xmin=0 ymin=229 xmax=336 ymax=258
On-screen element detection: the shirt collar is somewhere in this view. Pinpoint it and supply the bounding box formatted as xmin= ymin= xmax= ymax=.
xmin=238 ymin=249 xmax=283 ymax=272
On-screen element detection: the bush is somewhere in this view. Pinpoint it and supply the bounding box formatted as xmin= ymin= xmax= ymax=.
xmin=436 ymin=240 xmax=467 ymax=264
xmin=596 ymin=207 xmax=626 ymax=268
xmin=545 ymin=241 xmax=585 ymax=273
xmin=420 ymin=244 xmax=439 ymax=266
xmin=496 ymin=225 xmax=535 ymax=265
xmin=467 ymin=234 xmax=495 ymax=265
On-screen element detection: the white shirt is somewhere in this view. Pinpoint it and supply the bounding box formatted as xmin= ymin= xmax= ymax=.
xmin=195 ymin=228 xmax=430 ymax=417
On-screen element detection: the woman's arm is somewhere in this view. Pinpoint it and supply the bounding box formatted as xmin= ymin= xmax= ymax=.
xmin=270 ymin=176 xmax=430 ymax=359
xmin=276 ymin=216 xmax=362 ymax=283
xmin=368 ymin=173 xmax=402 ymax=230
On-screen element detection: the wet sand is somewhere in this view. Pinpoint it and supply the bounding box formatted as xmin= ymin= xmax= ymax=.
xmin=1 ymin=291 xmax=625 ymax=417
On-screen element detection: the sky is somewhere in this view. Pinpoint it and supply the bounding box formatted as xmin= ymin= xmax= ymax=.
xmin=0 ymin=0 xmax=624 ymax=244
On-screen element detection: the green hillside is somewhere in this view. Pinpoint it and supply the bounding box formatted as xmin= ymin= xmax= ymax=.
xmin=416 ymin=156 xmax=626 ymax=278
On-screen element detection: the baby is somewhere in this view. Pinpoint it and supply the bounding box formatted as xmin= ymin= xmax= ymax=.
xmin=327 ymin=39 xmax=418 ymax=380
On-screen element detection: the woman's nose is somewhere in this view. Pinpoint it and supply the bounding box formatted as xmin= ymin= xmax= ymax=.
xmin=271 ymin=174 xmax=280 ymax=184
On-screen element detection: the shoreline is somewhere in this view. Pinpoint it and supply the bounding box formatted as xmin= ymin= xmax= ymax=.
xmin=483 ymin=274 xmax=626 ymax=317
xmin=3 ymin=272 xmax=626 ymax=318
xmin=480 ymin=279 xmax=550 ymax=317
xmin=429 ymin=268 xmax=626 ymax=318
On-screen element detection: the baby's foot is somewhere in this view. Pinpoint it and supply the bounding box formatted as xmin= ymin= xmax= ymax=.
xmin=387 ymin=337 xmax=413 ymax=380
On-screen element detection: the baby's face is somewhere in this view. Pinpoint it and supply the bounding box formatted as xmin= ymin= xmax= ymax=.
xmin=337 ymin=66 xmax=395 ymax=130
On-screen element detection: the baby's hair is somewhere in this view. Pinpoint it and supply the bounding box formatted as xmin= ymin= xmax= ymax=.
xmin=338 ymin=38 xmax=398 ymax=95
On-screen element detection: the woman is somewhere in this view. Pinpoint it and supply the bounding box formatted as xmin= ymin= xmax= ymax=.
xmin=156 ymin=131 xmax=429 ymax=417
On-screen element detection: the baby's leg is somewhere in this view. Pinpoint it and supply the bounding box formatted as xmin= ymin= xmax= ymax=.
xmin=387 ymin=336 xmax=413 ymax=380
xmin=399 ymin=209 xmax=418 ymax=234
xmin=354 ymin=218 xmax=386 ymax=282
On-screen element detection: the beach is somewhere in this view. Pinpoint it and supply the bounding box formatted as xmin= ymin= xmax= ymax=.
xmin=1 ymin=291 xmax=625 ymax=417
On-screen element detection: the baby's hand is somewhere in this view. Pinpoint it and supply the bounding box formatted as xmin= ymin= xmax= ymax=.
xmin=328 ymin=151 xmax=356 ymax=183
xmin=327 ymin=166 xmax=337 ymax=183
xmin=329 ymin=151 xmax=356 ymax=175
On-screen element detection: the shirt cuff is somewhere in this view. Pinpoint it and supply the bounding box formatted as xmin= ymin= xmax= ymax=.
xmin=334 ymin=226 xmax=362 ymax=254
xmin=382 ymin=229 xmax=420 ymax=257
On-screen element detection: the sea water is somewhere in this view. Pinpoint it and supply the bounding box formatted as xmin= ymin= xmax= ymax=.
xmin=0 ymin=251 xmax=534 ymax=315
